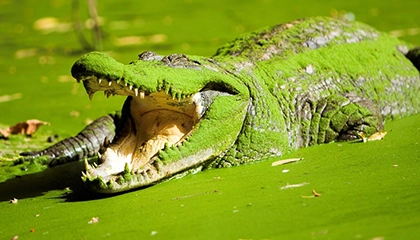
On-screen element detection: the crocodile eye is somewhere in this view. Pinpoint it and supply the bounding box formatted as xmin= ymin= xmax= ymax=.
xmin=162 ymin=54 xmax=201 ymax=68
xmin=138 ymin=51 xmax=162 ymax=61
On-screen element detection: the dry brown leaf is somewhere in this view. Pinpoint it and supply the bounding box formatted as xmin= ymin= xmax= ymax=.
xmin=0 ymin=119 xmax=49 ymax=138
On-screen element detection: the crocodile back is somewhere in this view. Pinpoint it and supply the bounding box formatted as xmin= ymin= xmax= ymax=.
xmin=214 ymin=17 xmax=380 ymax=61
xmin=212 ymin=17 xmax=420 ymax=164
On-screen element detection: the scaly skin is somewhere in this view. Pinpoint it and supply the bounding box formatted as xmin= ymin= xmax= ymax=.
xmin=24 ymin=17 xmax=420 ymax=193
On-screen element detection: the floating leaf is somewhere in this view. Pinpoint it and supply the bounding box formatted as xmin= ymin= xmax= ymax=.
xmin=368 ymin=131 xmax=388 ymax=141
xmin=358 ymin=131 xmax=388 ymax=142
xmin=271 ymin=158 xmax=303 ymax=166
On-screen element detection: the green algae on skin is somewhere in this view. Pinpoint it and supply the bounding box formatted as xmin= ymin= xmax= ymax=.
xmin=71 ymin=52 xmax=125 ymax=81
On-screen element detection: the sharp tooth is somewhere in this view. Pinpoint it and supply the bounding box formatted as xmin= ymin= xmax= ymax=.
xmin=88 ymin=90 xmax=95 ymax=101
xmin=98 ymin=78 xmax=102 ymax=84
xmin=109 ymin=178 xmax=116 ymax=188
xmin=98 ymin=176 xmax=107 ymax=187
xmin=84 ymin=158 xmax=91 ymax=170
xmin=139 ymin=91 xmax=145 ymax=99
xmin=97 ymin=152 xmax=102 ymax=158
xmin=81 ymin=171 xmax=87 ymax=181
xmin=124 ymin=162 xmax=131 ymax=174
xmin=129 ymin=85 xmax=133 ymax=90
xmin=108 ymin=81 xmax=112 ymax=86
xmin=134 ymin=88 xmax=139 ymax=96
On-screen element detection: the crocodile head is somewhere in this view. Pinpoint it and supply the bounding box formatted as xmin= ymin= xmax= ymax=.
xmin=71 ymin=51 xmax=249 ymax=193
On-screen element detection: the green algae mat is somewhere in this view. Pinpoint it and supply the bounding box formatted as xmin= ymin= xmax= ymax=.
xmin=1 ymin=0 xmax=420 ymax=239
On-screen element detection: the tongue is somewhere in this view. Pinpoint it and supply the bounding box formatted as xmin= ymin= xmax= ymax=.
xmin=130 ymin=109 xmax=194 ymax=169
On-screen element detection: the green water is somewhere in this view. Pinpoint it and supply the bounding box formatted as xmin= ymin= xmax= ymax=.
xmin=1 ymin=0 xmax=419 ymax=239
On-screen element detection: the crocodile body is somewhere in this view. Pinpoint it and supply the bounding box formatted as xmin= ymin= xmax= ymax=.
xmin=23 ymin=17 xmax=420 ymax=193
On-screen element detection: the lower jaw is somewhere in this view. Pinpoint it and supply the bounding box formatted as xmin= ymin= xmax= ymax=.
xmin=85 ymin=110 xmax=195 ymax=182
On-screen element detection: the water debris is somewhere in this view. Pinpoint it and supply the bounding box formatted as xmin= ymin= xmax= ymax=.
xmin=114 ymin=34 xmax=167 ymax=46
xmin=312 ymin=189 xmax=322 ymax=197
xmin=280 ymin=182 xmax=309 ymax=190
xmin=0 ymin=93 xmax=22 ymax=103
xmin=15 ymin=48 xmax=37 ymax=59
xmin=271 ymin=158 xmax=303 ymax=167
xmin=302 ymin=189 xmax=322 ymax=198
xmin=367 ymin=131 xmax=388 ymax=141
xmin=0 ymin=119 xmax=49 ymax=138
xmin=88 ymin=217 xmax=99 ymax=224
xmin=33 ymin=17 xmax=73 ymax=34
xmin=389 ymin=27 xmax=420 ymax=37
xmin=358 ymin=131 xmax=388 ymax=142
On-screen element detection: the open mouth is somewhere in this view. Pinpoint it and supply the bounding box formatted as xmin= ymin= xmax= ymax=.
xmin=77 ymin=74 xmax=235 ymax=192
xmin=70 ymin=51 xmax=249 ymax=193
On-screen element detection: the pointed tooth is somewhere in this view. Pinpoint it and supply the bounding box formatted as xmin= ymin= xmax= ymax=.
xmin=98 ymin=78 xmax=102 ymax=84
xmin=134 ymin=88 xmax=139 ymax=96
xmin=97 ymin=152 xmax=102 ymax=158
xmin=87 ymin=90 xmax=95 ymax=101
xmin=124 ymin=162 xmax=131 ymax=174
xmin=98 ymin=176 xmax=107 ymax=188
xmin=109 ymin=178 xmax=116 ymax=188
xmin=139 ymin=91 xmax=145 ymax=99
xmin=81 ymin=170 xmax=91 ymax=180
xmin=84 ymin=158 xmax=91 ymax=170
xmin=108 ymin=81 xmax=112 ymax=86
xmin=129 ymin=85 xmax=133 ymax=90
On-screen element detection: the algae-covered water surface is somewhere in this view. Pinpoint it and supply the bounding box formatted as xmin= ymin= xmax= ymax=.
xmin=1 ymin=0 xmax=420 ymax=239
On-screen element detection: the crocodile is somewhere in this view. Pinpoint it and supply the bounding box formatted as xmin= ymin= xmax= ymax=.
xmin=22 ymin=17 xmax=420 ymax=193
